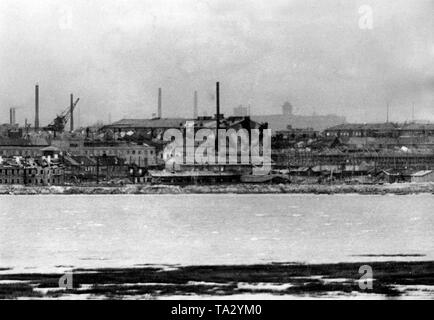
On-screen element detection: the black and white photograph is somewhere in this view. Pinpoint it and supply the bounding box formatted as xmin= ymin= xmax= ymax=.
xmin=0 ymin=0 xmax=433 ymax=306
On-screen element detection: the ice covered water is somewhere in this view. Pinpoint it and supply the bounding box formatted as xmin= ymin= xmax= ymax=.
xmin=0 ymin=194 xmax=433 ymax=272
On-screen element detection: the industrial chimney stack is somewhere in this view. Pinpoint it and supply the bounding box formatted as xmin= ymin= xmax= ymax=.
xmin=215 ymin=82 xmax=221 ymax=153
xmin=158 ymin=88 xmax=162 ymax=118
xmin=35 ymin=84 xmax=39 ymax=129
xmin=216 ymin=82 xmax=220 ymax=131
xmin=9 ymin=108 xmax=15 ymax=125
xmin=194 ymin=91 xmax=198 ymax=119
xmin=70 ymin=93 xmax=74 ymax=132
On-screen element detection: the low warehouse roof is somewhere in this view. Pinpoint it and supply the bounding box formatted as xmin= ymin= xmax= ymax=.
xmin=411 ymin=170 xmax=433 ymax=177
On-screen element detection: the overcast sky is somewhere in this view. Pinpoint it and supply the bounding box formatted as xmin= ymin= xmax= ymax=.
xmin=0 ymin=0 xmax=433 ymax=126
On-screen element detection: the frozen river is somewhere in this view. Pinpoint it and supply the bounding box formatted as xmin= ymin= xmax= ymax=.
xmin=1 ymin=194 xmax=433 ymax=273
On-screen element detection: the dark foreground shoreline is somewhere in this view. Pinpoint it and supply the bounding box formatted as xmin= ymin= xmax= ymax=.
xmin=1 ymin=261 xmax=433 ymax=299
xmin=1 ymin=182 xmax=434 ymax=195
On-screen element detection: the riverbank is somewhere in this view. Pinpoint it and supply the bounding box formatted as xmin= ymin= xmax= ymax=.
xmin=1 ymin=261 xmax=433 ymax=299
xmin=1 ymin=182 xmax=434 ymax=195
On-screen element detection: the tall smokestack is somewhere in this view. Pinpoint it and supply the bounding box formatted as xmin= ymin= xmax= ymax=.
xmin=158 ymin=88 xmax=162 ymax=118
xmin=35 ymin=84 xmax=39 ymax=129
xmin=194 ymin=91 xmax=198 ymax=119
xmin=10 ymin=108 xmax=13 ymax=125
xmin=13 ymin=108 xmax=16 ymax=125
xmin=386 ymin=102 xmax=389 ymax=123
xmin=70 ymin=93 xmax=74 ymax=132
xmin=216 ymin=82 xmax=220 ymax=154
xmin=216 ymin=82 xmax=220 ymax=128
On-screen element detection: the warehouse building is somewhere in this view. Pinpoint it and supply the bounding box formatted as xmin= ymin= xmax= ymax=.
xmin=410 ymin=170 xmax=434 ymax=183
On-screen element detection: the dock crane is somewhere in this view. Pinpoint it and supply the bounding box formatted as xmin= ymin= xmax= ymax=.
xmin=44 ymin=97 xmax=80 ymax=134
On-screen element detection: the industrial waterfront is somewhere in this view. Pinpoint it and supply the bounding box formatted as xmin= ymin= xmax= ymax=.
xmin=2 ymin=82 xmax=434 ymax=188
xmin=1 ymin=0 xmax=433 ymax=305
xmin=2 ymin=41 xmax=434 ymax=303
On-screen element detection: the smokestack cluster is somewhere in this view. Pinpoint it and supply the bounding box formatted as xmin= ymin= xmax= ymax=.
xmin=35 ymin=84 xmax=39 ymax=129
xmin=194 ymin=91 xmax=198 ymax=119
xmin=9 ymin=107 xmax=16 ymax=125
xmin=158 ymin=88 xmax=162 ymax=118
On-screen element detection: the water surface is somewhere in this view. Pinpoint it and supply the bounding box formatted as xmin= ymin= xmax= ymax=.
xmin=1 ymin=194 xmax=433 ymax=272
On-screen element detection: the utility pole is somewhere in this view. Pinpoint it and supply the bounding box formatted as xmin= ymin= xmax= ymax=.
xmin=412 ymin=102 xmax=415 ymax=123
xmin=23 ymin=165 xmax=27 ymax=186
xmin=35 ymin=84 xmax=39 ymax=129
xmin=158 ymin=88 xmax=162 ymax=118
xmin=96 ymin=157 xmax=99 ymax=184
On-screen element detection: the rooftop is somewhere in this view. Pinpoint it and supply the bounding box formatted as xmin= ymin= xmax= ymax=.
xmin=106 ymin=118 xmax=191 ymax=129
xmin=0 ymin=137 xmax=49 ymax=147
xmin=103 ymin=116 xmax=263 ymax=130
xmin=326 ymin=122 xmax=434 ymax=132
xmin=326 ymin=123 xmax=398 ymax=131
xmin=399 ymin=123 xmax=434 ymax=131
xmin=411 ymin=170 xmax=433 ymax=177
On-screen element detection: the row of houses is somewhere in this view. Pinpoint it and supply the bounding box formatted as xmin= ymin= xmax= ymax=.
xmin=0 ymin=137 xmax=163 ymax=170
xmin=51 ymin=140 xmax=162 ymax=167
xmin=290 ymin=163 xmax=434 ymax=184
xmin=63 ymin=154 xmax=133 ymax=183
xmin=324 ymin=122 xmax=434 ymax=138
xmin=0 ymin=156 xmax=64 ymax=185
xmin=0 ymin=153 xmax=142 ymax=185
xmin=274 ymin=149 xmax=434 ymax=170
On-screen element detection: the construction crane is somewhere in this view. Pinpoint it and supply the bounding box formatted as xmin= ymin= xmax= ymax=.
xmin=44 ymin=98 xmax=80 ymax=134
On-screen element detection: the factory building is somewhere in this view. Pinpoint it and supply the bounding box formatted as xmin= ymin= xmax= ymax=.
xmin=0 ymin=137 xmax=49 ymax=157
xmin=102 ymin=116 xmax=264 ymax=140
